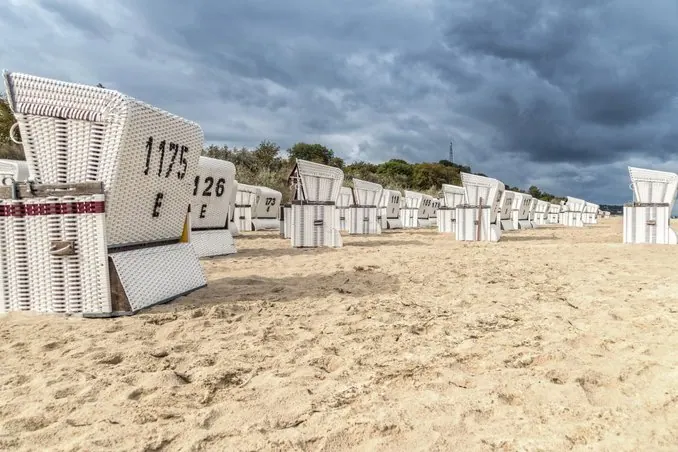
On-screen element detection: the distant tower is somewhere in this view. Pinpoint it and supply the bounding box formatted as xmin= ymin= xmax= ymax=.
xmin=448 ymin=141 xmax=454 ymax=164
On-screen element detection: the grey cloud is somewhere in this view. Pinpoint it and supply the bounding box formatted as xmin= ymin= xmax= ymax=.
xmin=37 ymin=0 xmax=114 ymax=40
xmin=1 ymin=0 xmax=677 ymax=205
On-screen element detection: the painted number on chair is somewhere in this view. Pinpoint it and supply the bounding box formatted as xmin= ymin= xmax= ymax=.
xmin=264 ymin=197 xmax=276 ymax=212
xmin=192 ymin=176 xmax=227 ymax=218
xmin=143 ymin=136 xmax=190 ymax=219
xmin=143 ymin=136 xmax=189 ymax=180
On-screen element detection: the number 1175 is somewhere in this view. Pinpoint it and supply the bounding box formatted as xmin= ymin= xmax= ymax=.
xmin=143 ymin=136 xmax=189 ymax=180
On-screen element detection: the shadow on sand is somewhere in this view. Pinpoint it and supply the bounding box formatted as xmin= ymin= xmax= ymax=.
xmin=346 ymin=239 xmax=426 ymax=248
xmin=501 ymin=234 xmax=559 ymax=242
xmin=150 ymin=268 xmax=401 ymax=312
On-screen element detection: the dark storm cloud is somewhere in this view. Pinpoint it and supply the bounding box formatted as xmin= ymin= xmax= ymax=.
xmin=435 ymin=0 xmax=678 ymax=170
xmin=1 ymin=0 xmax=677 ymax=204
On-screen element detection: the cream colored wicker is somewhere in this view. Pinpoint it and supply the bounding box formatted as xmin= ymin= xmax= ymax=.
xmin=348 ymin=178 xmax=383 ymax=235
xmin=0 ymin=182 xmax=207 ymax=315
xmin=291 ymin=203 xmax=343 ymax=248
xmin=3 ymin=71 xmax=203 ymax=248
xmin=548 ymin=203 xmax=561 ymax=223
xmin=582 ymin=202 xmax=599 ymax=225
xmin=336 ymin=186 xmax=353 ymax=232
xmin=280 ymin=204 xmax=292 ymax=239
xmin=623 ymin=167 xmax=678 ymax=244
xmin=511 ymin=192 xmax=534 ymax=229
xmin=437 ymin=184 xmax=465 ymax=233
xmin=0 ymin=183 xmax=110 ymax=314
xmin=190 ymin=157 xmax=237 ymax=257
xmin=288 ymin=159 xmax=344 ymax=248
xmin=400 ymin=190 xmax=425 ymax=228
xmin=527 ymin=198 xmax=538 ymax=227
xmin=532 ymin=200 xmax=551 ymax=226
xmin=251 ymin=186 xmax=282 ymax=231
xmin=563 ymin=196 xmax=586 ymax=227
xmin=228 ymin=179 xmax=240 ymax=236
xmin=379 ymin=189 xmax=402 ymax=230
xmin=235 ymin=183 xmax=258 ymax=232
xmin=457 ymin=172 xmax=505 ymax=242
xmin=2 ymin=71 xmax=208 ymax=315
xmin=418 ymin=194 xmax=436 ymax=228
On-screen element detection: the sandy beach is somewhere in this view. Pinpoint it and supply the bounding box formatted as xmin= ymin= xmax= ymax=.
xmin=1 ymin=217 xmax=678 ymax=451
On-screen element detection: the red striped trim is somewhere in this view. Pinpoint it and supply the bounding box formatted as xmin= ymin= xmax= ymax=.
xmin=0 ymin=201 xmax=105 ymax=217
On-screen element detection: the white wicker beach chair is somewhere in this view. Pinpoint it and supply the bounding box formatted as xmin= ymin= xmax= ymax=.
xmin=457 ymin=172 xmax=505 ymax=241
xmin=511 ymin=192 xmax=534 ymax=229
xmin=348 ymin=178 xmax=383 ymax=234
xmin=400 ymin=190 xmax=425 ymax=228
xmin=234 ymin=183 xmax=258 ymax=232
xmin=562 ymin=196 xmax=585 ymax=227
xmin=379 ymin=189 xmax=402 ymax=230
xmin=189 ymin=157 xmax=237 ymax=257
xmin=624 ymin=166 xmax=678 ymax=244
xmin=498 ymin=190 xmax=516 ymax=231
xmin=0 ymin=71 xmax=206 ymax=315
xmin=336 ymin=186 xmax=353 ymax=232
xmin=251 ymin=186 xmax=282 ymax=231
xmin=437 ymin=184 xmax=464 ymax=233
xmin=288 ymin=159 xmax=344 ymax=248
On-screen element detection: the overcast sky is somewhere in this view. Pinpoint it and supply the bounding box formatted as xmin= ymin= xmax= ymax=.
xmin=2 ymin=0 xmax=677 ymax=204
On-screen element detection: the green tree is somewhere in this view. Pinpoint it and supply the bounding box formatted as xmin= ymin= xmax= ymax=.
xmin=287 ymin=142 xmax=344 ymax=168
xmin=251 ymin=140 xmax=282 ymax=172
xmin=377 ymin=159 xmax=413 ymax=178
xmin=528 ymin=185 xmax=542 ymax=199
xmin=344 ymin=161 xmax=379 ymax=182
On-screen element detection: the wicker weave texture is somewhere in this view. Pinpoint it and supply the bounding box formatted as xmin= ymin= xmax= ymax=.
xmin=628 ymin=166 xmax=678 ymax=208
xmin=380 ymin=189 xmax=401 ymax=219
xmin=191 ymin=157 xmax=234 ymax=230
xmin=282 ymin=206 xmax=292 ymax=239
xmin=460 ymin=172 xmax=505 ymax=224
xmin=336 ymin=207 xmax=349 ymax=232
xmin=252 ymin=186 xmax=282 ymax=220
xmin=0 ymin=194 xmax=111 ymax=314
xmin=399 ymin=208 xmax=419 ymax=228
xmin=4 ymin=72 xmax=204 ymax=247
xmin=191 ymin=229 xmax=237 ymax=258
xmin=437 ymin=208 xmax=455 ymax=233
xmin=337 ymin=187 xmax=354 ymax=208
xmin=236 ymin=207 xmax=253 ymax=232
xmin=441 ymin=184 xmax=465 ymax=207
xmin=623 ymin=205 xmax=676 ymax=244
xmin=291 ymin=204 xmax=342 ymax=248
xmin=293 ymin=160 xmax=344 ymax=202
xmin=252 ymin=218 xmax=280 ymax=231
xmin=110 ymin=243 xmax=206 ymax=311
xmin=348 ymin=206 xmax=381 ymax=234
xmin=499 ymin=191 xmax=515 ymax=221
xmin=403 ymin=190 xmax=424 ymax=209
xmin=352 ymin=179 xmax=383 ymax=207
xmin=455 ymin=206 xmax=501 ymax=242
